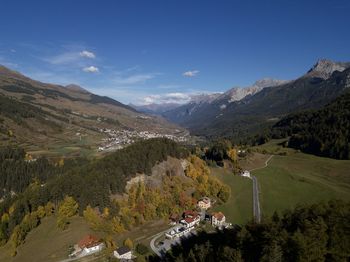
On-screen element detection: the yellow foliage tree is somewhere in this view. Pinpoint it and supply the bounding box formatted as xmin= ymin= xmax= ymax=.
xmin=1 ymin=213 xmax=9 ymax=223
xmin=83 ymin=205 xmax=102 ymax=230
xmin=37 ymin=206 xmax=46 ymax=219
xmin=44 ymin=202 xmax=55 ymax=216
xmin=227 ymin=148 xmax=238 ymax=163
xmin=124 ymin=238 xmax=134 ymax=249
xmin=112 ymin=217 xmax=125 ymax=233
xmin=57 ymin=196 xmax=78 ymax=229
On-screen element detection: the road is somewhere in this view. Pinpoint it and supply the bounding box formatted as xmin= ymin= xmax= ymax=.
xmin=149 ymin=228 xmax=172 ymax=257
xmin=252 ymin=175 xmax=261 ymax=223
xmin=249 ymin=155 xmax=273 ymax=223
xmin=150 ymin=227 xmax=197 ymax=258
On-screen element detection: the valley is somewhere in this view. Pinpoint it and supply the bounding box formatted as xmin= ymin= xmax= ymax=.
xmin=1 ymin=2 xmax=350 ymax=260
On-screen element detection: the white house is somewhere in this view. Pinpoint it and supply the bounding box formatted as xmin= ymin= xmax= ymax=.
xmin=165 ymin=226 xmax=192 ymax=239
xmin=240 ymin=170 xmax=251 ymax=178
xmin=211 ymin=212 xmax=226 ymax=227
xmin=180 ymin=216 xmax=200 ymax=228
xmin=197 ymin=197 xmax=211 ymax=209
xmin=114 ymin=246 xmax=133 ymax=260
xmin=70 ymin=235 xmax=104 ymax=258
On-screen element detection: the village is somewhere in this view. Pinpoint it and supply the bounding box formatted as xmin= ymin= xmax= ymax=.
xmin=66 ymin=196 xmax=231 ymax=261
xmin=97 ymin=128 xmax=188 ymax=152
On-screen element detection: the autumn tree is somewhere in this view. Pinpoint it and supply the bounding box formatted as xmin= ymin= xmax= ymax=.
xmin=57 ymin=196 xmax=78 ymax=229
xmin=124 ymin=238 xmax=134 ymax=249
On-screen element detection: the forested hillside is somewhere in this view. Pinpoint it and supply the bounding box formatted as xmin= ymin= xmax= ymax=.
xmin=0 ymin=139 xmax=187 ymax=246
xmin=272 ymin=92 xmax=350 ymax=159
xmin=0 ymin=138 xmax=231 ymax=256
xmin=154 ymin=200 xmax=350 ymax=262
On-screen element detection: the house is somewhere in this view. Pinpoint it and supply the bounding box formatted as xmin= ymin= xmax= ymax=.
xmin=113 ymin=246 xmax=133 ymax=260
xmin=181 ymin=210 xmax=200 ymax=228
xmin=240 ymin=170 xmax=251 ymax=178
xmin=165 ymin=226 xmax=192 ymax=239
xmin=183 ymin=210 xmax=199 ymax=219
xmin=180 ymin=216 xmax=200 ymax=228
xmin=70 ymin=235 xmax=104 ymax=258
xmin=211 ymin=212 xmax=226 ymax=227
xmin=197 ymin=197 xmax=211 ymax=209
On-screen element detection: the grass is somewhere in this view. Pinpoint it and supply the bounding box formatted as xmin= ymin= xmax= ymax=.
xmin=113 ymin=219 xmax=170 ymax=247
xmin=211 ymin=139 xmax=350 ymax=224
xmin=0 ymin=216 xmax=96 ymax=262
xmin=0 ymin=216 xmax=169 ymax=262
xmin=251 ymin=140 xmax=350 ymax=218
xmin=210 ymin=167 xmax=253 ymax=225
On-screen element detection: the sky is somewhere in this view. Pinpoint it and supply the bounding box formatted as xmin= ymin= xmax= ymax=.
xmin=0 ymin=0 xmax=350 ymax=105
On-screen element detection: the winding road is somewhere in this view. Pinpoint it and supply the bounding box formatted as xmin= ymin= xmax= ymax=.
xmin=249 ymin=155 xmax=273 ymax=223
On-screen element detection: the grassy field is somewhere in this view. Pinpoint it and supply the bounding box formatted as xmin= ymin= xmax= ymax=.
xmin=211 ymin=167 xmax=253 ymax=225
xmin=211 ymin=140 xmax=350 ymax=224
xmin=252 ymin=140 xmax=350 ymax=218
xmin=0 ymin=216 xmax=96 ymax=262
xmin=0 ymin=215 xmax=169 ymax=262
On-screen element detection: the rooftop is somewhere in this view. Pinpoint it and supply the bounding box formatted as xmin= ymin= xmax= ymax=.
xmin=212 ymin=212 xmax=225 ymax=221
xmin=116 ymin=246 xmax=131 ymax=255
xmin=78 ymin=235 xmax=101 ymax=249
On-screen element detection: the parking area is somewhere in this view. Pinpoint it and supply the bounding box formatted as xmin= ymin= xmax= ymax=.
xmin=156 ymin=229 xmax=197 ymax=255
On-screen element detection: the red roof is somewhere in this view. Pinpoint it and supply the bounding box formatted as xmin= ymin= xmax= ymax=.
xmin=183 ymin=210 xmax=198 ymax=218
xmin=184 ymin=217 xmax=195 ymax=223
xmin=212 ymin=212 xmax=225 ymax=221
xmin=78 ymin=235 xmax=101 ymax=249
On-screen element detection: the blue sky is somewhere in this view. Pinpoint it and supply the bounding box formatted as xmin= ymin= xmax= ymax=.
xmin=1 ymin=0 xmax=350 ymax=105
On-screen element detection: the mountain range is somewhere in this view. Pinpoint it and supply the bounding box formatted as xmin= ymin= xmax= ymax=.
xmin=0 ymin=66 xmax=185 ymax=155
xmin=161 ymin=59 xmax=350 ymax=139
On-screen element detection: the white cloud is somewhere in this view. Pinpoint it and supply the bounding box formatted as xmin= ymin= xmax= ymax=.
xmin=114 ymin=73 xmax=156 ymax=85
xmin=141 ymin=92 xmax=192 ymax=105
xmin=83 ymin=66 xmax=99 ymax=73
xmin=183 ymin=70 xmax=199 ymax=77
xmin=45 ymin=52 xmax=80 ymax=65
xmin=45 ymin=50 xmax=95 ymax=65
xmin=79 ymin=50 xmax=95 ymax=59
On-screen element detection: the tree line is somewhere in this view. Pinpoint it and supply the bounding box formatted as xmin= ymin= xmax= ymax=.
xmin=271 ymin=92 xmax=350 ymax=159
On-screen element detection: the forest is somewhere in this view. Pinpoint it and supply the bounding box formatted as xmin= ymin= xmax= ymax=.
xmin=0 ymin=138 xmax=230 ymax=256
xmin=150 ymin=200 xmax=350 ymax=262
xmin=271 ymin=92 xmax=350 ymax=159
xmin=0 ymin=139 xmax=188 ymax=251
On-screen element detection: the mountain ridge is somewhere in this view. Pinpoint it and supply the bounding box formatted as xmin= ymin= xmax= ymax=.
xmin=162 ymin=59 xmax=350 ymax=139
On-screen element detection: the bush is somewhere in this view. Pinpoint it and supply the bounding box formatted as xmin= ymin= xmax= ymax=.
xmin=136 ymin=243 xmax=149 ymax=255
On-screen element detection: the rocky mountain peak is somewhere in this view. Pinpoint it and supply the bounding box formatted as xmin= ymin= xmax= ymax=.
xmin=253 ymin=78 xmax=289 ymax=88
xmin=306 ymin=59 xmax=350 ymax=79
xmin=224 ymin=78 xmax=288 ymax=103
xmin=189 ymin=93 xmax=221 ymax=104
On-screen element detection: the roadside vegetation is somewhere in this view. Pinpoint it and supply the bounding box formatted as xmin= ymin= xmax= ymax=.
xmin=156 ymin=200 xmax=350 ymax=262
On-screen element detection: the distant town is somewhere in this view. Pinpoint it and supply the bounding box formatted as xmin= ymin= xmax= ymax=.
xmin=97 ymin=128 xmax=189 ymax=152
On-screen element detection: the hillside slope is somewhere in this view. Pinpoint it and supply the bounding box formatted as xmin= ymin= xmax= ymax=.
xmin=0 ymin=66 xmax=186 ymax=156
xmin=272 ymin=92 xmax=350 ymax=159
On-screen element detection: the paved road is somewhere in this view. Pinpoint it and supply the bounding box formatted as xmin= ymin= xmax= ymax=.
xmin=250 ymin=155 xmax=273 ymax=223
xmin=149 ymin=228 xmax=173 ymax=257
xmin=252 ymin=175 xmax=261 ymax=223
xmin=150 ymin=227 xmax=197 ymax=258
